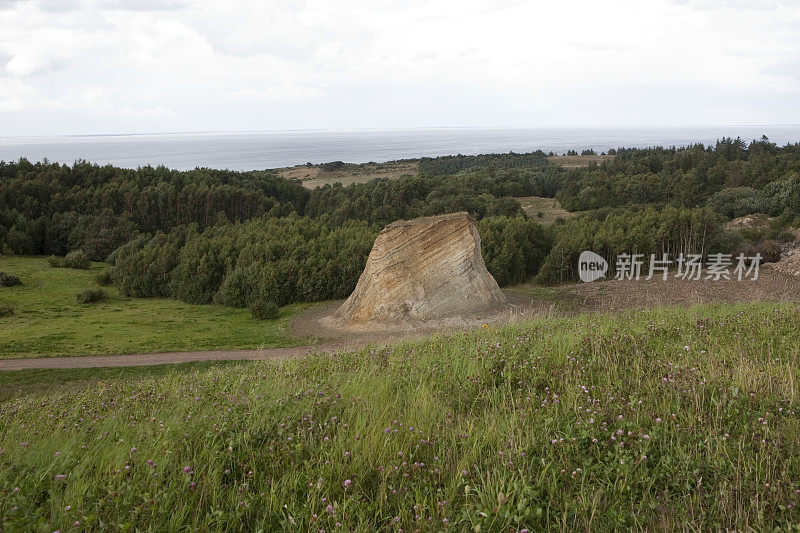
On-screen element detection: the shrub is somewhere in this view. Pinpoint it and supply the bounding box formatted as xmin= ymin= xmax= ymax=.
xmin=0 ymin=272 xmax=22 ymax=287
xmin=76 ymin=288 xmax=106 ymax=304
xmin=64 ymin=250 xmax=92 ymax=269
xmin=706 ymin=187 xmax=766 ymax=218
xmin=733 ymin=241 xmax=782 ymax=264
xmin=95 ymin=270 xmax=114 ymax=286
xmin=321 ymin=161 xmax=345 ymax=172
xmin=249 ymin=298 xmax=280 ymax=320
xmin=50 ymin=250 xmax=92 ymax=269
xmin=755 ymin=240 xmax=782 ymax=263
xmin=0 ymin=304 xmax=13 ymax=317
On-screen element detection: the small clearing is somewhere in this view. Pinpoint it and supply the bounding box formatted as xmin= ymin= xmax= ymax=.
xmin=515 ymin=196 xmax=575 ymax=224
xmin=277 ymin=160 xmax=418 ymax=189
xmin=725 ymin=213 xmax=773 ymax=231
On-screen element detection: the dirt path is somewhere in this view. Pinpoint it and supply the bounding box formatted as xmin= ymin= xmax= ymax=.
xmin=0 ymin=342 xmax=363 ymax=371
xmin=3 ymin=268 xmax=799 ymax=372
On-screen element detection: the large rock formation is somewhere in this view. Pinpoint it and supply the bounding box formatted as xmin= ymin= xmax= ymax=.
xmin=329 ymin=212 xmax=509 ymax=329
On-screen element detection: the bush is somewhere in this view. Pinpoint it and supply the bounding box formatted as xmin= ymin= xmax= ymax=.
xmin=95 ymin=270 xmax=114 ymax=286
xmin=76 ymin=288 xmax=106 ymax=304
xmin=733 ymin=241 xmax=782 ymax=264
xmin=50 ymin=250 xmax=92 ymax=269
xmin=0 ymin=304 xmax=13 ymax=317
xmin=706 ymin=187 xmax=766 ymax=218
xmin=249 ymin=298 xmax=280 ymax=320
xmin=320 ymin=161 xmax=345 ymax=172
xmin=755 ymin=240 xmax=782 ymax=263
xmin=0 ymin=272 xmax=22 ymax=287
xmin=64 ymin=250 xmax=92 ymax=269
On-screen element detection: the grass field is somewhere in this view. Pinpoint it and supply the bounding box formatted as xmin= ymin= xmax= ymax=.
xmin=514 ymin=197 xmax=575 ymax=225
xmin=0 ymin=256 xmax=307 ymax=359
xmin=1 ymin=302 xmax=799 ymax=530
xmin=277 ymin=161 xmax=418 ymax=189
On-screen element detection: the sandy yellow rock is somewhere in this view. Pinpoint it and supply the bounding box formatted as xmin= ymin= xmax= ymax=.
xmin=331 ymin=212 xmax=508 ymax=328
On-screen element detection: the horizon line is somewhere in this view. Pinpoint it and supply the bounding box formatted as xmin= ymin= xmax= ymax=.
xmin=3 ymin=124 xmax=800 ymax=141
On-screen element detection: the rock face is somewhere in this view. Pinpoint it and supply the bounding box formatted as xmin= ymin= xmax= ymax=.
xmin=331 ymin=212 xmax=508 ymax=329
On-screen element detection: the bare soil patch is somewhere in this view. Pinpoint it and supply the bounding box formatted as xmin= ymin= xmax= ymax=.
xmin=530 ymin=267 xmax=800 ymax=313
xmin=293 ymin=293 xmax=535 ymax=344
xmin=725 ymin=213 xmax=773 ymax=231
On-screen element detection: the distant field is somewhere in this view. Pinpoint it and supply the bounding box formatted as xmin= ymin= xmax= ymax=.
xmin=1 ymin=302 xmax=799 ymax=530
xmin=278 ymin=155 xmax=612 ymax=190
xmin=0 ymin=256 xmax=306 ymax=359
xmin=278 ymin=160 xmax=418 ymax=188
xmin=514 ymin=196 xmax=575 ymax=224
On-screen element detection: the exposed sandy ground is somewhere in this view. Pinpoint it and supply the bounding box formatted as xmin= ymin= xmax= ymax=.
xmin=543 ymin=266 xmax=800 ymax=312
xmin=278 ymin=154 xmax=613 ymax=190
xmin=3 ymin=269 xmax=798 ymax=371
xmin=725 ymin=213 xmax=773 ymax=231
xmin=515 ymin=196 xmax=575 ymax=224
xmin=547 ymin=154 xmax=614 ymax=168
xmin=278 ymin=154 xmax=612 ymax=191
xmin=278 ymin=161 xmax=418 ymax=189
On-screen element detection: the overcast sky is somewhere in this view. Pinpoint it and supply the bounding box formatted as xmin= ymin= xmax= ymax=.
xmin=1 ymin=0 xmax=799 ymax=136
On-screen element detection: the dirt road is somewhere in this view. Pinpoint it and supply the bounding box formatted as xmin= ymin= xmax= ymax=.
xmin=3 ymin=267 xmax=799 ymax=371
xmin=0 ymin=344 xmax=344 ymax=371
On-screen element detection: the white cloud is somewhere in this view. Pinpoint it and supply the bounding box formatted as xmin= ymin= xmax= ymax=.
xmin=233 ymin=85 xmax=324 ymax=100
xmin=0 ymin=0 xmax=798 ymax=135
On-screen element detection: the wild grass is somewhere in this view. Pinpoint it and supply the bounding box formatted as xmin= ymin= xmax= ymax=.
xmin=1 ymin=302 xmax=799 ymax=531
xmin=0 ymin=256 xmax=307 ymax=359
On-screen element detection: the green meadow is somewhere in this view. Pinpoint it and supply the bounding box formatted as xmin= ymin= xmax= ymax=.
xmin=1 ymin=302 xmax=799 ymax=531
xmin=0 ymin=256 xmax=306 ymax=359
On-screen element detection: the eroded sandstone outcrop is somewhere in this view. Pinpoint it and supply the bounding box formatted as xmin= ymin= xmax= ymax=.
xmin=329 ymin=212 xmax=509 ymax=329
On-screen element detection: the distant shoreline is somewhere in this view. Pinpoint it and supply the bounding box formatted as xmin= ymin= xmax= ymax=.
xmin=2 ymin=126 xmax=800 ymax=172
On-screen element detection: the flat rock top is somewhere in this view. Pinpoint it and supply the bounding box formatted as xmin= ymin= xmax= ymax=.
xmin=385 ymin=211 xmax=474 ymax=228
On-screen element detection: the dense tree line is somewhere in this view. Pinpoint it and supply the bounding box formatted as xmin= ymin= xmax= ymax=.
xmin=4 ymin=135 xmax=800 ymax=305
xmin=556 ymin=138 xmax=800 ymax=214
xmin=0 ymin=157 xmax=561 ymax=258
xmin=112 ymin=216 xmax=379 ymax=306
xmin=417 ymin=150 xmax=552 ymax=175
xmin=478 ymin=216 xmax=554 ymax=286
xmin=304 ymin=167 xmax=562 ymax=227
xmin=111 ymin=214 xmax=553 ymax=308
xmin=537 ymin=206 xmax=728 ymax=283
xmin=0 ymin=159 xmax=308 ymax=260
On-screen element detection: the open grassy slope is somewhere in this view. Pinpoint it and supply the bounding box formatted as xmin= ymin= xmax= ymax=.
xmin=1 ymin=302 xmax=799 ymax=531
xmin=0 ymin=256 xmax=306 ymax=359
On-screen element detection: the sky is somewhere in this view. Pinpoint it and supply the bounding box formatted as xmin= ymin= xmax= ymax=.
xmin=1 ymin=0 xmax=799 ymax=136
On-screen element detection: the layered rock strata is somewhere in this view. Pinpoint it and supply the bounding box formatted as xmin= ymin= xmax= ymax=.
xmin=330 ymin=212 xmax=508 ymax=329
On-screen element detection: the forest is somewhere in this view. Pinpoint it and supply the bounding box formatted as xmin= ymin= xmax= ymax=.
xmin=2 ymin=136 xmax=799 ymax=311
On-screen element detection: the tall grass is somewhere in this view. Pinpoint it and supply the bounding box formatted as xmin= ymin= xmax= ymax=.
xmin=1 ymin=302 xmax=799 ymax=531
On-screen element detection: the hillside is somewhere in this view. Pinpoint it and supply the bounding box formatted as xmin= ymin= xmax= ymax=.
xmin=1 ymin=302 xmax=799 ymax=530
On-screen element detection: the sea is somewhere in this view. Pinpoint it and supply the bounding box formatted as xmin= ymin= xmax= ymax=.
xmin=1 ymin=126 xmax=799 ymax=172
